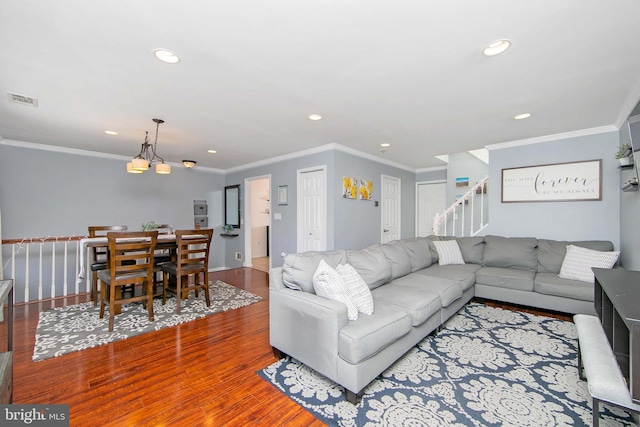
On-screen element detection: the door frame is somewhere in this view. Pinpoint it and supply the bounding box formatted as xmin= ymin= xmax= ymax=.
xmin=296 ymin=165 xmax=327 ymax=253
xmin=380 ymin=174 xmax=401 ymax=243
xmin=243 ymin=174 xmax=272 ymax=268
xmin=415 ymin=179 xmax=446 ymax=237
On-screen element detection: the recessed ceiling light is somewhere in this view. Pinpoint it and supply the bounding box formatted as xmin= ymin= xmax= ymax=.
xmin=308 ymin=114 xmax=322 ymax=121
xmin=153 ymin=48 xmax=180 ymax=64
xmin=482 ymin=39 xmax=511 ymax=57
xmin=104 ymin=130 xmax=118 ymax=136
xmin=207 ymin=149 xmax=217 ymax=154
xmin=514 ymin=113 xmax=531 ymax=120
xmin=380 ymin=143 xmax=391 ymax=147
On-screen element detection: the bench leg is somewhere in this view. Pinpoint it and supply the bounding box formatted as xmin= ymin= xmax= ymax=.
xmin=272 ymin=347 xmax=288 ymax=360
xmin=593 ymin=397 xmax=600 ymax=427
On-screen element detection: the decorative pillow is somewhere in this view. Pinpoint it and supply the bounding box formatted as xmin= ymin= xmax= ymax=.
xmin=313 ymin=260 xmax=359 ymax=320
xmin=336 ymin=263 xmax=374 ymax=315
xmin=432 ymin=240 xmax=465 ymax=266
xmin=558 ymin=245 xmax=620 ymax=283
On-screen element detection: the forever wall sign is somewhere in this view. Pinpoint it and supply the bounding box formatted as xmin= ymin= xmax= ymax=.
xmin=501 ymin=159 xmax=602 ymax=202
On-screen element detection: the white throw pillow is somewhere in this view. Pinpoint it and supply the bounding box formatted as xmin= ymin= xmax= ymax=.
xmin=313 ymin=259 xmax=359 ymax=320
xmin=432 ymin=240 xmax=465 ymax=266
xmin=336 ymin=263 xmax=374 ymax=315
xmin=559 ymin=244 xmax=620 ymax=283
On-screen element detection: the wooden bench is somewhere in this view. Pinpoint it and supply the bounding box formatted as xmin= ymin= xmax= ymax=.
xmin=574 ymin=314 xmax=640 ymax=427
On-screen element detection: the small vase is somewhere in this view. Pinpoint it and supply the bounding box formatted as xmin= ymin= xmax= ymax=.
xmin=619 ymin=157 xmax=633 ymax=166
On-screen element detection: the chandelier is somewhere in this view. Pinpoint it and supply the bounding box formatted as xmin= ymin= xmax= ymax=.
xmin=126 ymin=118 xmax=171 ymax=174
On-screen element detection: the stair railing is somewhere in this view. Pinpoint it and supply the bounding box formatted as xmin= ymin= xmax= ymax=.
xmin=433 ymin=176 xmax=489 ymax=237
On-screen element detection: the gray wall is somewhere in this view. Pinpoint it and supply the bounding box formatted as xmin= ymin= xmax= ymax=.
xmin=333 ymin=151 xmax=416 ymax=249
xmin=0 ymin=144 xmax=227 ymax=270
xmin=415 ymin=168 xmax=447 ymax=183
xmin=486 ymin=131 xmax=621 ymax=248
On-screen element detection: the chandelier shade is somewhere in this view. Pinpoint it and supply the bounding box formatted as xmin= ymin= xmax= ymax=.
xmin=127 ymin=118 xmax=171 ymax=174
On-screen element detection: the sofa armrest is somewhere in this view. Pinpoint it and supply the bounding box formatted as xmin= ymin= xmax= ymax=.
xmin=269 ymin=287 xmax=349 ymax=380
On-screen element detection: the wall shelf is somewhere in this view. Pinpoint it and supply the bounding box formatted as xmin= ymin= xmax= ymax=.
xmin=220 ymin=233 xmax=239 ymax=237
xmin=618 ymin=163 xmax=635 ymax=170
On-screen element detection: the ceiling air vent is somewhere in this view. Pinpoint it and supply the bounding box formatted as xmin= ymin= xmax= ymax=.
xmin=7 ymin=92 xmax=38 ymax=107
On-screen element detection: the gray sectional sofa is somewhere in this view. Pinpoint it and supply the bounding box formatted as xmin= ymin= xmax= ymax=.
xmin=268 ymin=234 xmax=616 ymax=403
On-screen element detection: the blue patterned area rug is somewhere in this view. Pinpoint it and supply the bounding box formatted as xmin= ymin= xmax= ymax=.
xmin=258 ymin=303 xmax=636 ymax=426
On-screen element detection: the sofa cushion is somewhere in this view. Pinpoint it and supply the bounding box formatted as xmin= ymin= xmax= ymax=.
xmin=558 ymin=245 xmax=620 ymax=283
xmin=336 ymin=263 xmax=374 ymax=315
xmin=483 ymin=235 xmax=538 ymax=271
xmin=535 ymin=272 xmax=595 ymax=301
xmin=338 ymin=302 xmax=412 ymax=364
xmin=399 ymin=238 xmax=433 ymax=272
xmin=391 ymin=273 xmax=463 ymax=308
xmin=312 ymin=260 xmax=359 ymax=321
xmin=346 ymin=244 xmax=392 ymax=290
xmin=381 ymin=243 xmax=413 ymax=279
xmin=415 ymin=264 xmax=480 ymax=291
xmin=283 ymin=250 xmax=346 ymax=293
xmin=537 ymin=239 xmax=615 ymax=274
xmin=432 ymin=240 xmax=465 ymax=266
xmin=475 ymin=267 xmax=535 ymax=291
xmin=441 ymin=236 xmax=485 ymax=264
xmin=371 ymin=284 xmax=441 ymax=326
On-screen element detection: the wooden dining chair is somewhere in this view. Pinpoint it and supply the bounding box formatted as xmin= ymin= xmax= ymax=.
xmin=98 ymin=231 xmax=158 ymax=332
xmin=161 ymin=229 xmax=214 ymax=314
xmin=88 ymin=225 xmax=129 ymax=305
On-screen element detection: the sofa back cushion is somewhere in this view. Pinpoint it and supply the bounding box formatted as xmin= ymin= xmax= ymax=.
xmin=483 ymin=235 xmax=538 ymax=271
xmin=346 ymin=244 xmax=392 ymax=290
xmin=399 ymin=238 xmax=432 ymax=272
xmin=441 ymin=236 xmax=485 ymax=264
xmin=537 ymin=239 xmax=615 ymax=274
xmin=282 ymin=250 xmax=346 ymax=293
xmin=381 ymin=243 xmax=412 ymax=279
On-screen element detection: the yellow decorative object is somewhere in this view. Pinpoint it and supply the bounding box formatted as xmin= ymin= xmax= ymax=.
xmin=343 ymin=177 xmax=357 ymax=199
xmin=359 ymin=179 xmax=373 ymax=200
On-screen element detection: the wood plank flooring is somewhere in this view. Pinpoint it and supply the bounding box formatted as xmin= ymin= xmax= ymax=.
xmin=1 ymin=268 xmax=573 ymax=426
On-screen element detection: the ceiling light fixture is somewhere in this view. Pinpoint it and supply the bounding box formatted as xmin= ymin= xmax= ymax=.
xmin=482 ymin=39 xmax=511 ymax=57
xmin=153 ymin=48 xmax=180 ymax=64
xmin=207 ymin=149 xmax=217 ymax=154
xmin=308 ymin=114 xmax=322 ymax=121
xmin=514 ymin=113 xmax=532 ymax=120
xmin=380 ymin=143 xmax=391 ymax=147
xmin=127 ymin=118 xmax=171 ymax=174
xmin=104 ymin=130 xmax=118 ymax=136
xmin=182 ymin=160 xmax=196 ymax=168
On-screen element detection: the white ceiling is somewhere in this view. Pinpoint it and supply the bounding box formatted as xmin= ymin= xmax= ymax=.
xmin=2 ymin=1 xmax=640 ymax=172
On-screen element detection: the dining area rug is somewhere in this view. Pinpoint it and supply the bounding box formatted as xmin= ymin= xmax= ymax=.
xmin=258 ymin=303 xmax=635 ymax=426
xmin=33 ymin=280 xmax=262 ymax=362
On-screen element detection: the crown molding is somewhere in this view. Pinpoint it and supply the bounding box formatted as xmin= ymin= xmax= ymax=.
xmin=0 ymin=138 xmax=225 ymax=174
xmin=415 ymin=165 xmax=447 ymax=173
xmin=225 ymin=143 xmax=417 ymax=174
xmin=485 ymin=125 xmax=618 ymax=151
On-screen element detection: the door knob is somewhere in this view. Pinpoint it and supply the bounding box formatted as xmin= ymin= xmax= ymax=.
xmin=383 ymin=229 xmax=389 ymax=232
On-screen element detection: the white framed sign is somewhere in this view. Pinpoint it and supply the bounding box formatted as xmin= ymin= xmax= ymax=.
xmin=501 ymin=159 xmax=602 ymax=203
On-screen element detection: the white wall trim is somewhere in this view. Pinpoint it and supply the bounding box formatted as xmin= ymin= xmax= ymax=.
xmin=485 ymin=125 xmax=618 ymax=151
xmin=0 ymin=138 xmax=226 ymax=175
xmin=415 ymin=165 xmax=447 ymax=174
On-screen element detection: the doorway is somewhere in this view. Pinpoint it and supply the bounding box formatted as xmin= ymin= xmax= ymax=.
xmin=243 ymin=175 xmax=271 ymax=272
xmin=297 ymin=165 xmax=327 ymax=252
xmin=416 ymin=181 xmax=446 ymax=237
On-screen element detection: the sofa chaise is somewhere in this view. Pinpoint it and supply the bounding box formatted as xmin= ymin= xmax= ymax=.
xmin=269 ymin=234 xmax=619 ymax=403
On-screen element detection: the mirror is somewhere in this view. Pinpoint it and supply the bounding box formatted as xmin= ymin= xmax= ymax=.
xmin=225 ymin=185 xmax=241 ymax=229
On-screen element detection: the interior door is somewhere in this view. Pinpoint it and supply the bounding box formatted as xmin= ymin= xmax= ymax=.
xmin=381 ymin=175 xmax=401 ymax=243
xmin=297 ymin=166 xmax=327 ymax=252
xmin=417 ymin=182 xmax=446 ymax=236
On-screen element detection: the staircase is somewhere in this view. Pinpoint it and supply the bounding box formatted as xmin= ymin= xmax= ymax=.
xmin=433 ymin=175 xmax=489 ymax=237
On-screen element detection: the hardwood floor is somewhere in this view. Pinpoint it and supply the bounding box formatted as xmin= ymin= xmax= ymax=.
xmin=5 ymin=268 xmax=322 ymax=427
xmin=2 ymin=268 xmax=574 ymax=426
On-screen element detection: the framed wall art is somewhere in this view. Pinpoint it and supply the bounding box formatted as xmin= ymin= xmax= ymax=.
xmin=343 ymin=177 xmax=357 ymax=199
xmin=359 ymin=179 xmax=373 ymax=200
xmin=278 ymin=185 xmax=288 ymax=205
xmin=501 ymin=159 xmax=602 ymax=203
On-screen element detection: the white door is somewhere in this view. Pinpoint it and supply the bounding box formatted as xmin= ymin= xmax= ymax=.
xmin=297 ymin=166 xmax=327 ymax=252
xmin=417 ymin=182 xmax=446 ymax=236
xmin=381 ymin=175 xmax=401 ymax=243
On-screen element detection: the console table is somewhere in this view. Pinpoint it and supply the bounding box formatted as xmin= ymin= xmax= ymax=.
xmin=0 ymin=279 xmax=13 ymax=404
xmin=593 ymin=268 xmax=640 ymax=403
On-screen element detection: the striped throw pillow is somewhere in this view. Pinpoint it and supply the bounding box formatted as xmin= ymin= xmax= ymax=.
xmin=337 ymin=263 xmax=374 ymax=315
xmin=559 ymin=245 xmax=620 ymax=283
xmin=313 ymin=260 xmax=359 ymax=320
xmin=432 ymin=240 xmax=465 ymax=266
